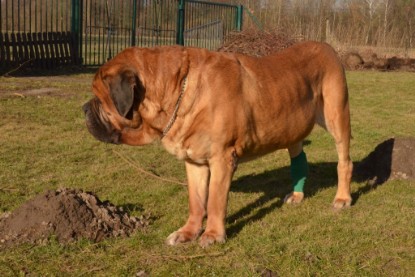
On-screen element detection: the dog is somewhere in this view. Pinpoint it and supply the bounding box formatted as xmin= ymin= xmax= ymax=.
xmin=83 ymin=41 xmax=353 ymax=247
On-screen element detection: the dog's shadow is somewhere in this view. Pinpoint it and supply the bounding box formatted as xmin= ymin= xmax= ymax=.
xmin=227 ymin=142 xmax=394 ymax=238
xmin=227 ymin=162 xmax=337 ymax=237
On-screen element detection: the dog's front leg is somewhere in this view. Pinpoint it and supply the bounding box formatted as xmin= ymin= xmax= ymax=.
xmin=166 ymin=162 xmax=210 ymax=245
xmin=199 ymin=149 xmax=237 ymax=248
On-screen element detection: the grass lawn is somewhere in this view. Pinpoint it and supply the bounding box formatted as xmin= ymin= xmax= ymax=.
xmin=0 ymin=70 xmax=414 ymax=276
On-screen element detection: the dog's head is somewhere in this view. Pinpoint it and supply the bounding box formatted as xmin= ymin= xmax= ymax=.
xmin=83 ymin=62 xmax=144 ymax=144
xmin=83 ymin=46 xmax=188 ymax=145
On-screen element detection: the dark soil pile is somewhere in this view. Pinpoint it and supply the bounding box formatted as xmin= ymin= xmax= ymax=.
xmin=354 ymin=137 xmax=415 ymax=185
xmin=218 ymin=28 xmax=298 ymax=57
xmin=0 ymin=188 xmax=150 ymax=247
xmin=340 ymin=51 xmax=415 ymax=71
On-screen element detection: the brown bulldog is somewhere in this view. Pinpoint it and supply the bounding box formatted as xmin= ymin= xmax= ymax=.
xmin=83 ymin=41 xmax=353 ymax=247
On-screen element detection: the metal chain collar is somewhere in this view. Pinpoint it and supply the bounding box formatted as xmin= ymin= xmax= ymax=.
xmin=161 ymin=77 xmax=188 ymax=139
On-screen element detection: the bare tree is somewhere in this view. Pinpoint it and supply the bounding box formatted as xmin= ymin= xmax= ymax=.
xmin=225 ymin=0 xmax=414 ymax=49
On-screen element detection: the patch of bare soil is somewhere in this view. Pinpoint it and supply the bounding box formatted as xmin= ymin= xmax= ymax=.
xmin=0 ymin=188 xmax=150 ymax=247
xmin=354 ymin=137 xmax=415 ymax=185
xmin=16 ymin=87 xmax=61 ymax=96
xmin=218 ymin=28 xmax=298 ymax=57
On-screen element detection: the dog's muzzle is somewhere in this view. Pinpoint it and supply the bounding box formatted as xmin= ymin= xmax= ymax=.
xmin=83 ymin=99 xmax=121 ymax=144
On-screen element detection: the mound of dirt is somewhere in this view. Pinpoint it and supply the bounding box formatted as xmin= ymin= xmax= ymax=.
xmin=340 ymin=51 xmax=415 ymax=71
xmin=218 ymin=28 xmax=297 ymax=57
xmin=354 ymin=137 xmax=415 ymax=185
xmin=0 ymin=188 xmax=150 ymax=247
xmin=343 ymin=52 xmax=364 ymax=70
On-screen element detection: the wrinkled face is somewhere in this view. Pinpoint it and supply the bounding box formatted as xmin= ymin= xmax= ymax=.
xmin=83 ymin=67 xmax=143 ymax=144
xmin=82 ymin=98 xmax=121 ymax=144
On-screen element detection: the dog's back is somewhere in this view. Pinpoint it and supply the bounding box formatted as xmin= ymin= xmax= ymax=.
xmin=189 ymin=42 xmax=348 ymax=158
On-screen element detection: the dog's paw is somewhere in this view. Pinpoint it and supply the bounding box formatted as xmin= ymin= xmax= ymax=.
xmin=198 ymin=232 xmax=226 ymax=248
xmin=284 ymin=192 xmax=304 ymax=204
xmin=166 ymin=229 xmax=200 ymax=246
xmin=332 ymin=197 xmax=352 ymax=210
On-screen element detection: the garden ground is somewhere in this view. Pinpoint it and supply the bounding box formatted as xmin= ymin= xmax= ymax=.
xmin=0 ymin=70 xmax=414 ymax=276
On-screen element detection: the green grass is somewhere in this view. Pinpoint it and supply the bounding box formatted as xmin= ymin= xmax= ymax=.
xmin=0 ymin=71 xmax=414 ymax=276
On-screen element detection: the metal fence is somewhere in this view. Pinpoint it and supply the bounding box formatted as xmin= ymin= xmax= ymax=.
xmin=78 ymin=0 xmax=243 ymax=66
xmin=0 ymin=0 xmax=72 ymax=33
xmin=184 ymin=1 xmax=241 ymax=50
xmin=80 ymin=0 xmax=139 ymax=66
xmin=0 ymin=0 xmax=243 ymax=69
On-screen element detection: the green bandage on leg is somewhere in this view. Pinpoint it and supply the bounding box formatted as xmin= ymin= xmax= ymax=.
xmin=290 ymin=151 xmax=309 ymax=193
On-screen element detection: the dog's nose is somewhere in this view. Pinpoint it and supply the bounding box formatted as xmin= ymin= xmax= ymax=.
xmin=82 ymin=102 xmax=90 ymax=115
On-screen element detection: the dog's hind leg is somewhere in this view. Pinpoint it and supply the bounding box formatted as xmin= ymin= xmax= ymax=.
xmin=320 ymin=74 xmax=353 ymax=209
xmin=284 ymin=142 xmax=308 ymax=204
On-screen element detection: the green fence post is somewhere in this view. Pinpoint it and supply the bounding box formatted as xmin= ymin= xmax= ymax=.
xmin=236 ymin=5 xmax=243 ymax=32
xmin=131 ymin=0 xmax=137 ymax=46
xmin=71 ymin=0 xmax=82 ymax=64
xmin=176 ymin=0 xmax=185 ymax=45
xmin=244 ymin=7 xmax=263 ymax=31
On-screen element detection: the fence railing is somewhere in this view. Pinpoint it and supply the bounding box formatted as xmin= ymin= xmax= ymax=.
xmin=184 ymin=0 xmax=242 ymax=50
xmin=0 ymin=0 xmax=72 ymax=33
xmin=77 ymin=0 xmax=242 ymax=66
xmin=0 ymin=31 xmax=79 ymax=70
xmin=0 ymin=0 xmax=243 ymax=71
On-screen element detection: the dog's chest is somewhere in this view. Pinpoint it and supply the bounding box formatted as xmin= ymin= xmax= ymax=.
xmin=162 ymin=137 xmax=208 ymax=164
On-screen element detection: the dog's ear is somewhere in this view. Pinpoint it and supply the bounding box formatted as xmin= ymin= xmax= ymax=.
xmin=108 ymin=68 xmax=139 ymax=117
